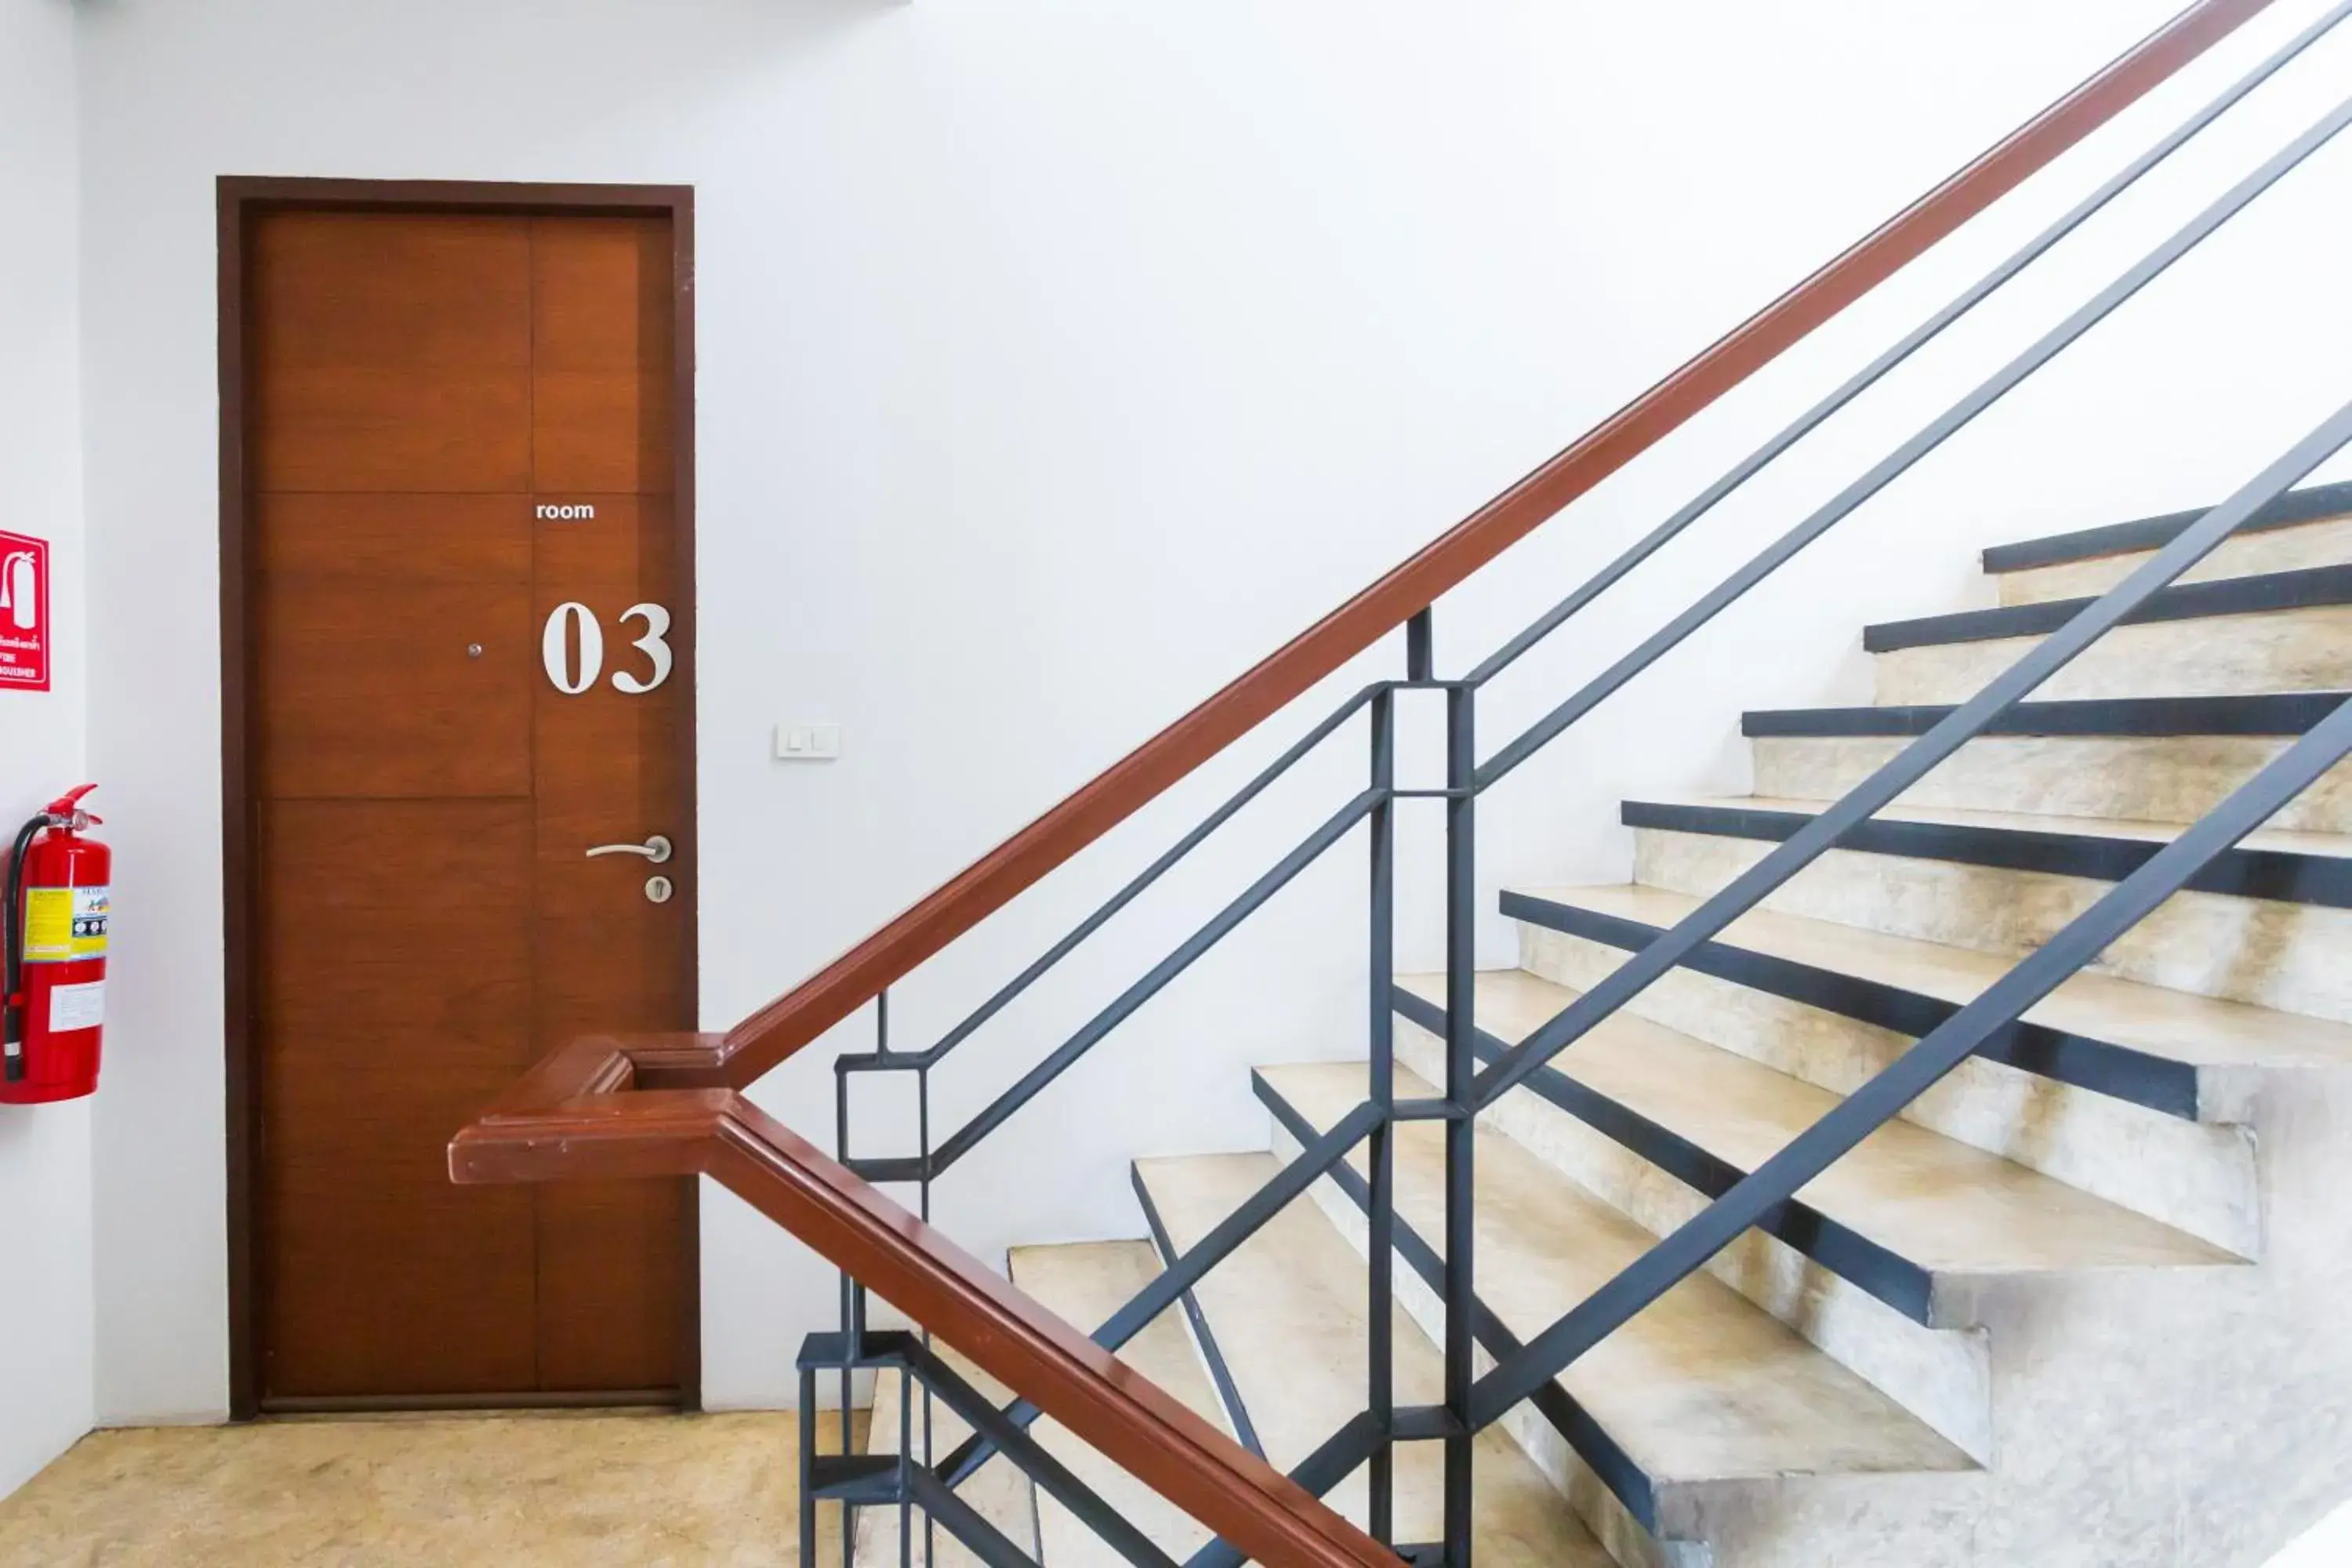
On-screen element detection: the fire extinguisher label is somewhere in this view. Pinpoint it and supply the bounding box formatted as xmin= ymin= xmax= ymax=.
xmin=23 ymin=884 xmax=109 ymax=962
xmin=47 ymin=979 xmax=104 ymax=1033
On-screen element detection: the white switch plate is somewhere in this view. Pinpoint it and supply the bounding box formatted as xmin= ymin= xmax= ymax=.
xmin=774 ymin=724 xmax=842 ymax=760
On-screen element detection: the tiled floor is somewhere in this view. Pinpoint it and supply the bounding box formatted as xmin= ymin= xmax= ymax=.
xmin=0 ymin=1410 xmax=863 ymax=1567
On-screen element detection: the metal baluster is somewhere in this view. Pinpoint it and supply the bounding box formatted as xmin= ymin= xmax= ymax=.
xmin=869 ymin=993 xmax=909 ymax=1568
xmin=1443 ymin=681 xmax=1475 ymax=1568
xmin=844 ymin=1273 xmax=860 ymax=1568
xmin=834 ymin=1040 xmax=857 ymax=1568
xmin=898 ymin=1362 xmax=913 ymax=1568
xmin=837 ymin=1013 xmax=880 ymax=1568
xmin=920 ymin=1061 xmax=937 ymax=1568
xmin=1367 ymin=677 xmax=1398 ymax=1545
xmin=800 ymin=1363 xmax=819 ymax=1568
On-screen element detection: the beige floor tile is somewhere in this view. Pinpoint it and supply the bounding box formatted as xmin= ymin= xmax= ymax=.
xmin=0 ymin=1409 xmax=864 ymax=1568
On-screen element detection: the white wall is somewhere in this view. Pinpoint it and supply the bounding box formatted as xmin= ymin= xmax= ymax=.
xmin=63 ymin=0 xmax=2352 ymax=1427
xmin=0 ymin=0 xmax=92 ymax=1497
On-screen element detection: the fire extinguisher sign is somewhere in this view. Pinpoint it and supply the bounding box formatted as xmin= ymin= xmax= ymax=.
xmin=0 ymin=530 xmax=49 ymax=694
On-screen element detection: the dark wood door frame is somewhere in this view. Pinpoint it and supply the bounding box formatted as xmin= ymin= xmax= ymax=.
xmin=217 ymin=176 xmax=700 ymax=1420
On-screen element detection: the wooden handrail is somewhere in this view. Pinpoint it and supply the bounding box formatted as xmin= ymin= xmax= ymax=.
xmin=666 ymin=0 xmax=2273 ymax=1092
xmin=449 ymin=1036 xmax=1399 ymax=1568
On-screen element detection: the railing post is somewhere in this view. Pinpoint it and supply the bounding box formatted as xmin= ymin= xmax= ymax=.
xmin=900 ymin=993 xmax=916 ymax=1568
xmin=840 ymin=1272 xmax=859 ymax=1568
xmin=1367 ymin=683 xmax=1397 ymax=1545
xmin=1443 ymin=680 xmax=1475 ymax=1568
xmin=800 ymin=1361 xmax=819 ymax=1568
xmin=919 ymin=1058 xmax=937 ymax=1568
xmin=836 ymin=1026 xmax=866 ymax=1568
xmin=898 ymin=1359 xmax=917 ymax=1568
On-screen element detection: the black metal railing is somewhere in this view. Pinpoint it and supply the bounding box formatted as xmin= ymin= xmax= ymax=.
xmin=800 ymin=9 xmax=2352 ymax=1566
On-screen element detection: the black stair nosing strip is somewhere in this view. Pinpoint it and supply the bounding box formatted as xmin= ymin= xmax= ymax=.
xmin=1247 ymin=1069 xmax=1661 ymax=1535
xmin=1741 ymin=692 xmax=2352 ymax=739
xmin=1126 ymin=1163 xmax=1268 ymax=1463
xmin=1622 ymin=797 xmax=2352 ymax=911
xmin=1863 ymin=563 xmax=2352 ymax=653
xmin=1980 ymin=479 xmax=2352 ymax=574
xmin=1381 ymin=989 xmax=1938 ymax=1327
xmin=1497 ymin=888 xmax=2203 ymax=1121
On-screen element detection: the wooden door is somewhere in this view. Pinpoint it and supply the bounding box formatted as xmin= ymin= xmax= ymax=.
xmin=243 ymin=206 xmax=691 ymax=1407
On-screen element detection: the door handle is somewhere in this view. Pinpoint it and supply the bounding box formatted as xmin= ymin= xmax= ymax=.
xmin=586 ymin=834 xmax=673 ymax=865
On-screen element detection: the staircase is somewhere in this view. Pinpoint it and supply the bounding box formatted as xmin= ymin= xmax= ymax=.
xmin=866 ymin=491 xmax=2352 ymax=1567
xmin=449 ymin=9 xmax=2352 ymax=1566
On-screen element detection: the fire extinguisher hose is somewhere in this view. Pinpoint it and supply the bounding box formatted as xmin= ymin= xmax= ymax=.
xmin=2 ymin=811 xmax=49 ymax=1080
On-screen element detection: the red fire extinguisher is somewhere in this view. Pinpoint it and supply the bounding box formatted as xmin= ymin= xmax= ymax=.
xmin=2 ymin=786 xmax=109 ymax=1105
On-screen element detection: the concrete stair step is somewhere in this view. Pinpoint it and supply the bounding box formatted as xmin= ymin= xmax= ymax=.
xmin=1129 ymin=1152 xmax=1617 ymax=1566
xmin=1238 ymin=1064 xmax=1979 ymax=1554
xmin=1981 ymin=481 xmax=2352 ymax=606
xmin=1507 ymin=881 xmax=2352 ymax=1121
xmin=1624 ymin=794 xmax=2352 ymax=908
xmin=1629 ymin=796 xmax=2352 ymax=1024
xmin=1748 ymin=726 xmax=2352 ymax=836
xmin=1870 ymin=565 xmax=2352 ymax=657
xmin=1867 ymin=569 xmax=2352 ymax=705
xmin=1873 ymin=612 xmax=2352 ymax=705
xmin=1744 ymin=691 xmax=2351 ymax=739
xmin=1005 ymin=1240 xmax=1227 ymax=1567
xmin=1500 ymin=882 xmax=2336 ymax=1257
xmin=1388 ymin=970 xmax=2238 ymax=1333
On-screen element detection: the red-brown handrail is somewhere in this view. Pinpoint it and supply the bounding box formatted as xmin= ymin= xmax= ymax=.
xmin=656 ymin=0 xmax=2274 ymax=1094
xmin=449 ymin=1036 xmax=1399 ymax=1568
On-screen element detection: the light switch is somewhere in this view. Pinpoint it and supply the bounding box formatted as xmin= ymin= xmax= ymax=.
xmin=775 ymin=724 xmax=842 ymax=760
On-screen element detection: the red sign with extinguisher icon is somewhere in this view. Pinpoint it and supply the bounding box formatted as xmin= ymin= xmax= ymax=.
xmin=0 ymin=530 xmax=50 ymax=693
